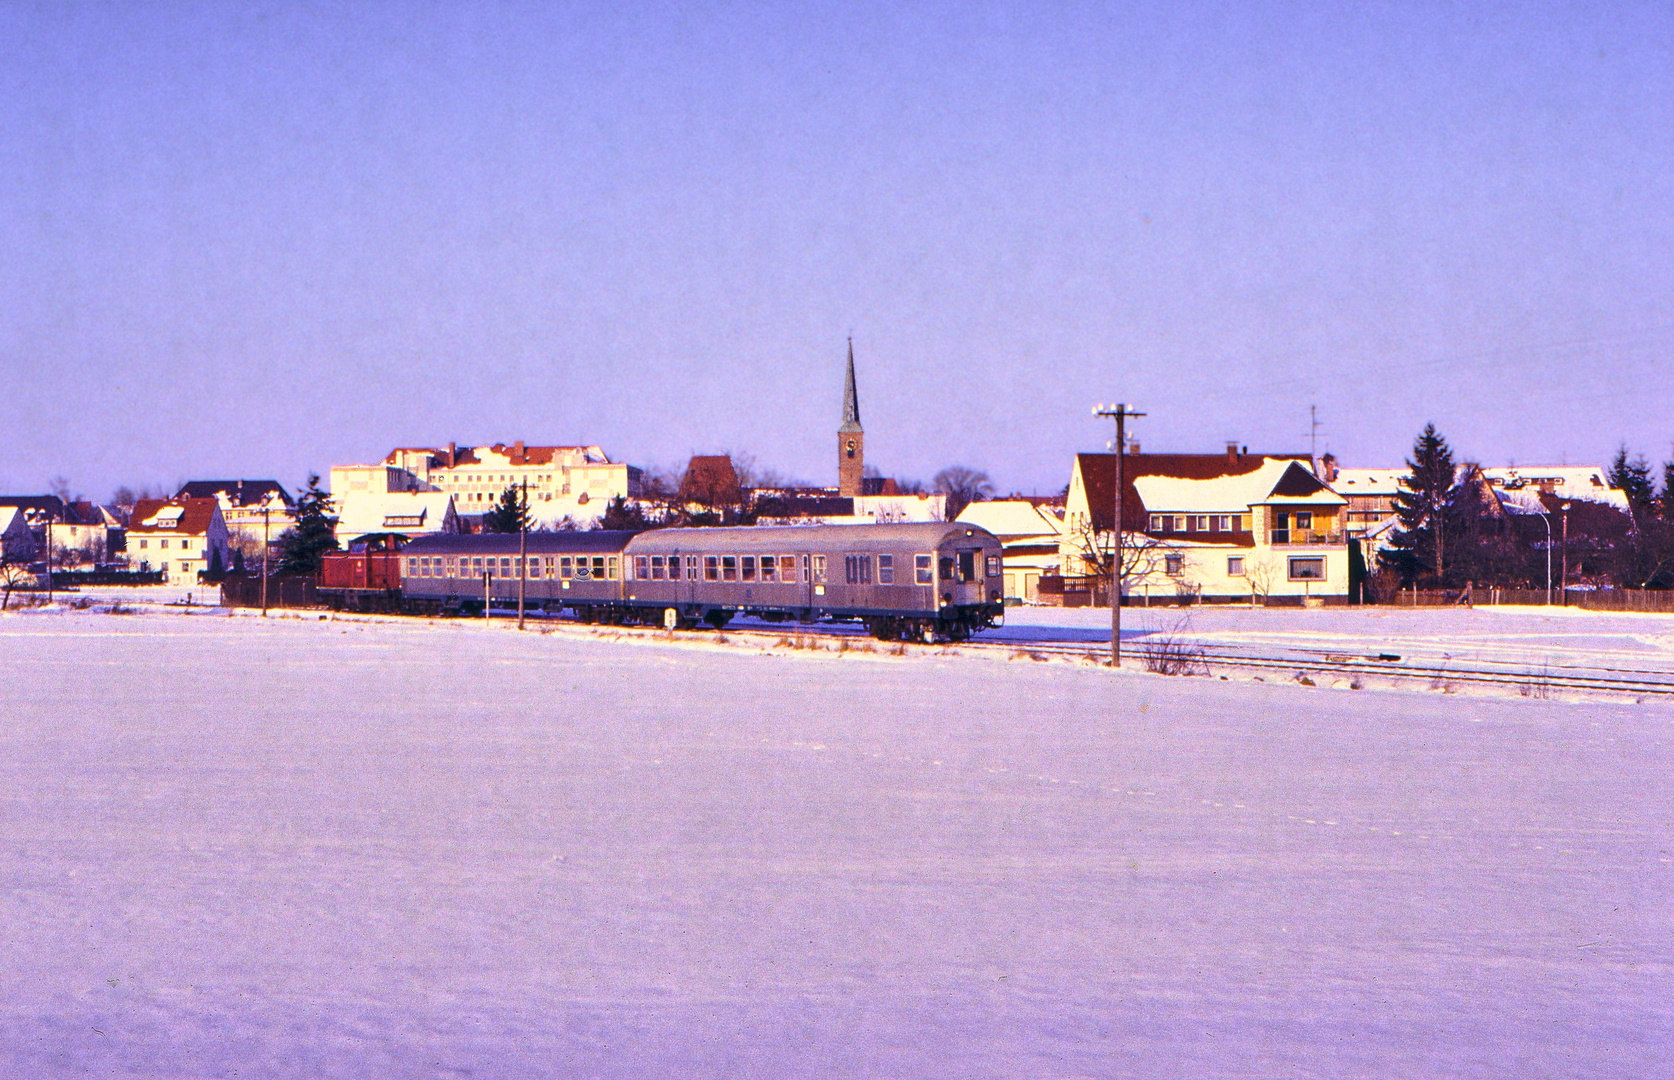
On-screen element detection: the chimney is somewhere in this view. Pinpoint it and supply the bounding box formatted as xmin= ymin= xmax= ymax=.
xmin=447 ymin=441 xmax=456 ymax=467
xmin=513 ymin=440 xmax=525 ymax=464
xmin=1227 ymin=441 xmax=1239 ymax=463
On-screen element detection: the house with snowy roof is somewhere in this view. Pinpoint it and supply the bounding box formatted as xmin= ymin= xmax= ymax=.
xmin=333 ymin=491 xmax=462 ymax=543
xmin=954 ymin=499 xmax=1066 ymax=603
xmin=125 ymin=498 xmax=231 ymax=584
xmin=1060 ymin=447 xmax=1349 ymax=604
xmin=0 ymin=506 xmax=37 ymax=566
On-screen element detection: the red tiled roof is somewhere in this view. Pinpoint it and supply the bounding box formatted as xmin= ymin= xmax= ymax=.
xmin=127 ymin=498 xmax=222 ymax=537
xmin=1075 ymin=452 xmax=1312 ymax=532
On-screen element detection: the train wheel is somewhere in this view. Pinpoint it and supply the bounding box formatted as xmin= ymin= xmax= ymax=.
xmin=704 ymin=610 xmax=732 ymax=630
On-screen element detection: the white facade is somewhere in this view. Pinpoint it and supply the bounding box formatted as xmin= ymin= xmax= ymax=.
xmin=342 ymin=443 xmax=643 ymax=527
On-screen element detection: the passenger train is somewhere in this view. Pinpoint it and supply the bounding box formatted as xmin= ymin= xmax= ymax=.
xmin=316 ymin=522 xmax=1006 ymax=642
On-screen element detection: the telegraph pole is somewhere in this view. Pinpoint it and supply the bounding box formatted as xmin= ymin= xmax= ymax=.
xmin=518 ymin=479 xmax=528 ymax=630
xmin=1094 ymin=403 xmax=1145 ymax=667
xmin=261 ymin=505 xmax=270 ymax=615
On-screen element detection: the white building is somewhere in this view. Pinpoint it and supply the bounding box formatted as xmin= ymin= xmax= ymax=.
xmin=334 ymin=442 xmax=643 ymax=527
xmin=126 ymin=498 xmax=231 ymax=584
xmin=333 ymin=491 xmax=462 ymax=543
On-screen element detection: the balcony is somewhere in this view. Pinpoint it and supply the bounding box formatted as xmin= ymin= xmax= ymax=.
xmin=1268 ymin=531 xmax=1344 ymax=547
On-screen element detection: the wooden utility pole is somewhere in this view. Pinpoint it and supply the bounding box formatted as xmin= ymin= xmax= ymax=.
xmin=261 ymin=505 xmax=270 ymax=615
xmin=518 ymin=479 xmax=528 ymax=630
xmin=1094 ymin=403 xmax=1145 ymax=667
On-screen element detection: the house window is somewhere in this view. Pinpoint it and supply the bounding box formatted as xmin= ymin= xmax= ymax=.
xmin=1296 ymin=511 xmax=1313 ymax=531
xmin=160 ymin=562 xmax=169 ymax=574
xmin=1270 ymin=511 xmax=1290 ymax=545
xmin=1228 ymin=556 xmax=1244 ymax=577
xmin=916 ymin=554 xmax=933 ymax=584
xmin=1149 ymin=514 xmax=1164 ymax=532
xmin=160 ymin=539 xmax=170 ymax=549
xmin=1165 ymin=553 xmax=1183 ymax=575
xmin=705 ymin=556 xmax=719 ymax=581
xmin=1288 ymin=556 xmax=1325 ymax=581
xmin=1232 ymin=515 xmax=1245 ymax=532
xmin=139 ymin=539 xmax=148 ymax=549
xmin=877 ymin=554 xmax=893 ymax=583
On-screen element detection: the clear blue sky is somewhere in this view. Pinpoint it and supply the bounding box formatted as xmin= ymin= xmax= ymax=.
xmin=2 ymin=1 xmax=1669 ymax=500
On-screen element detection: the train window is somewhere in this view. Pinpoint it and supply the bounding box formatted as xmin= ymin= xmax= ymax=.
xmin=635 ymin=556 xmax=649 ymax=579
xmin=845 ymin=555 xmax=872 ymax=584
xmin=939 ymin=555 xmax=954 ymax=581
xmin=741 ymin=556 xmax=756 ymax=581
xmin=654 ymin=556 xmax=668 ymax=580
xmin=687 ymin=555 xmax=699 ymax=580
xmin=844 ymin=555 xmax=855 ymax=584
xmin=759 ymin=557 xmax=775 ymax=581
xmin=559 ymin=557 xmax=572 ymax=578
xmin=986 ymin=555 xmax=1001 ymax=577
xmin=878 ymin=554 xmax=893 ymax=583
xmin=704 ymin=556 xmax=718 ymax=581
xmin=473 ymin=557 xmax=484 ymax=576
xmin=607 ymin=557 xmax=618 ymax=580
xmin=575 ymin=559 xmax=590 ymax=579
xmin=546 ymin=557 xmax=556 ymax=577
xmin=530 ymin=559 xmax=542 ymax=579
xmin=722 ymin=556 xmax=738 ymax=582
xmin=407 ymin=558 xmax=418 ymax=575
xmin=812 ymin=555 xmax=826 ymax=582
xmin=501 ymin=557 xmax=513 ymax=577
xmin=780 ymin=555 xmax=796 ymax=581
xmin=916 ymin=555 xmax=932 ymax=584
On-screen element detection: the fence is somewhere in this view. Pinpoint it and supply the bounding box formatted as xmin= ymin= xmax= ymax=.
xmin=1385 ymin=585 xmax=1674 ymax=614
xmin=219 ymin=573 xmax=321 ymax=609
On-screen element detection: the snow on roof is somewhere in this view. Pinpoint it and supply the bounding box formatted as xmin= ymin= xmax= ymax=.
xmin=1478 ymin=465 xmax=1628 ymax=509
xmin=1133 ymin=460 xmax=1345 ymax=513
xmin=954 ymin=500 xmax=1065 ymax=538
xmin=1329 ymin=468 xmax=1405 ymax=495
xmin=334 ymin=491 xmax=458 ymax=537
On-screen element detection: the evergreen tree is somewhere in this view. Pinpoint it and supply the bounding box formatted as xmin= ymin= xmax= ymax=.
xmin=484 ymin=483 xmax=531 ymax=533
xmin=1379 ymin=423 xmax=1458 ymax=584
xmin=1662 ymin=459 xmax=1674 ymax=521
xmin=208 ymin=546 xmax=225 ymax=579
xmin=277 ymin=474 xmax=339 ymax=574
xmin=1608 ymin=445 xmax=1655 ymax=519
xmin=595 ymin=494 xmax=652 ymax=532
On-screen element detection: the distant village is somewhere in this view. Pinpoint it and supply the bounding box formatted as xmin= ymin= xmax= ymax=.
xmin=4 ymin=344 xmax=1671 ymax=610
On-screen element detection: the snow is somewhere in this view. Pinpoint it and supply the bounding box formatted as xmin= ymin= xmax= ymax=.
xmin=1 ymin=605 xmax=1671 ymax=1077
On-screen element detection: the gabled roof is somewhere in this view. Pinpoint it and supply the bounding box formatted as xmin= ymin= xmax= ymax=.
xmin=335 ymin=491 xmax=458 ymax=537
xmin=1073 ymin=452 xmax=1315 ymax=531
xmin=954 ymin=499 xmax=1066 ymax=539
xmin=128 ymin=498 xmax=223 ymax=536
xmin=176 ymin=480 xmax=295 ymax=507
xmin=1133 ymin=460 xmax=1345 ymax=515
xmin=0 ymin=495 xmax=67 ymax=518
xmin=680 ymin=455 xmax=742 ymax=503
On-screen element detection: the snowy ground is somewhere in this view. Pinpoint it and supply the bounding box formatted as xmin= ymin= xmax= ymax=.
xmin=1 ymin=605 xmax=1671 ymax=1077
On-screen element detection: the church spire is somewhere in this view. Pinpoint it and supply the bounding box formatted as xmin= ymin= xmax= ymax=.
xmin=839 ymin=337 xmax=862 ymax=433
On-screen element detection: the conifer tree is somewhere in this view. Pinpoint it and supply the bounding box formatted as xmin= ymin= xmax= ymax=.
xmin=484 ymin=483 xmax=531 ymax=534
xmin=1379 ymin=423 xmax=1458 ymax=583
xmin=1608 ymin=445 xmax=1655 ymax=519
xmin=278 ymin=474 xmax=339 ymax=574
xmin=1662 ymin=459 xmax=1674 ymax=521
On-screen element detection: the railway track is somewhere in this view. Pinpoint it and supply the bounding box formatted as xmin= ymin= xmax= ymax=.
xmin=712 ymin=621 xmax=1674 ymax=697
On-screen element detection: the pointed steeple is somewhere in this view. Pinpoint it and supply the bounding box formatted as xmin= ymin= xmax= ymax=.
xmin=839 ymin=338 xmax=863 ymax=433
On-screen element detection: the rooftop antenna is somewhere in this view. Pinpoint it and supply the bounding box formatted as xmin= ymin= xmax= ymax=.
xmin=1309 ymin=405 xmax=1321 ymax=462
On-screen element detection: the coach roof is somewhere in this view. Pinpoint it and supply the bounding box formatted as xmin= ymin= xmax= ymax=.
xmin=624 ymin=522 xmax=998 ymax=551
xmin=400 ymin=531 xmax=637 ymax=555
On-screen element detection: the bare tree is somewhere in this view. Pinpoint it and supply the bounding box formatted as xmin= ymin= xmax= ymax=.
xmin=1243 ymin=555 xmax=1277 ymax=606
xmin=1 ymin=561 xmax=33 ymax=610
xmin=1068 ymin=518 xmax=1172 ymax=601
xmin=934 ymin=466 xmax=995 ymax=520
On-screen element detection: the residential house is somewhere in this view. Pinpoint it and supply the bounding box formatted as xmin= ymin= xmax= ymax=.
xmin=333 ymin=491 xmax=461 ymax=543
xmin=954 ymin=499 xmax=1065 ymax=602
xmin=125 ymin=498 xmax=231 ymax=584
xmin=176 ymin=482 xmax=297 ymax=560
xmin=0 ymin=506 xmax=37 ymax=566
xmin=1060 ymin=447 xmax=1349 ymax=604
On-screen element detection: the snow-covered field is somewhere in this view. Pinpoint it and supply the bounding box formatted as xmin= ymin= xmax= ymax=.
xmin=2 ymin=604 xmax=1671 ymax=1077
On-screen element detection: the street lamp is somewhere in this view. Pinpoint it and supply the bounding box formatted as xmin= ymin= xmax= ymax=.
xmin=1093 ymin=403 xmax=1145 ymax=667
xmin=1560 ymin=502 xmax=1571 ymax=605
xmin=1539 ymin=508 xmax=1552 ymax=606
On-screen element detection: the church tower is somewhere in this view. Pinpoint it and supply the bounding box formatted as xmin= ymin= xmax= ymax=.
xmin=837 ymin=339 xmax=865 ymax=498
